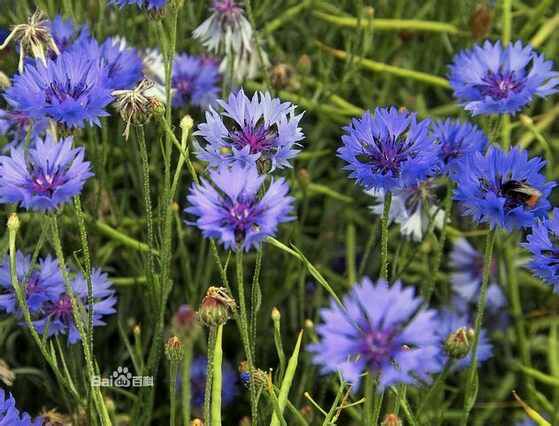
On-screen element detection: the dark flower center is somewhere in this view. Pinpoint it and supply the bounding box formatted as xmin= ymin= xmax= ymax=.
xmin=30 ymin=166 xmax=66 ymax=197
xmin=173 ymin=75 xmax=194 ymax=97
xmin=49 ymin=295 xmax=73 ymax=322
xmin=24 ymin=274 xmax=41 ymax=297
xmin=359 ymin=328 xmax=395 ymax=370
xmin=45 ymin=71 xmax=92 ymax=104
xmin=224 ymin=196 xmax=259 ymax=242
xmin=230 ymin=124 xmax=276 ymax=155
xmin=213 ymin=0 xmax=241 ymax=20
xmin=358 ymin=136 xmax=415 ymax=177
xmin=477 ymin=71 xmax=525 ymax=100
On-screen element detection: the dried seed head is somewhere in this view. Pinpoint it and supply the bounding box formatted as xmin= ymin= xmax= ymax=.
xmin=197 ymin=286 xmax=236 ymax=327
xmin=382 ymin=413 xmax=403 ymax=426
xmin=0 ymin=10 xmax=59 ymax=72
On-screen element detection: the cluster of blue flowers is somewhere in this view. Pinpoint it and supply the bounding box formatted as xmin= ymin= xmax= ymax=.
xmin=0 ymin=389 xmax=42 ymax=426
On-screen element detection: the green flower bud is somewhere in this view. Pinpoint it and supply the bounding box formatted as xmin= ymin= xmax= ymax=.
xmin=444 ymin=326 xmax=475 ymax=359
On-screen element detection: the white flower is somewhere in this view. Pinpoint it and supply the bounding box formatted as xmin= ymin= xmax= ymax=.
xmin=142 ymin=48 xmax=168 ymax=102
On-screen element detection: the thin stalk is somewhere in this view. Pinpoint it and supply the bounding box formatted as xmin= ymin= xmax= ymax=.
xmin=250 ymin=247 xmax=263 ymax=361
xmin=502 ymin=114 xmax=511 ymax=150
xmin=502 ymin=0 xmax=512 ymax=45
xmin=181 ymin=343 xmax=193 ymax=425
xmin=204 ymin=328 xmax=217 ymax=424
xmin=461 ymin=229 xmax=497 ymax=426
xmin=380 ymin=192 xmax=392 ymax=281
xmin=363 ymin=374 xmax=373 ymax=425
xmin=346 ymin=222 xmax=356 ymax=285
xmin=169 ymin=359 xmax=179 ymax=426
xmin=211 ymin=325 xmax=224 ymax=426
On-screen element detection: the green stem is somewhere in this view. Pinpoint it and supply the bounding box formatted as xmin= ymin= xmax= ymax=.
xmin=380 ymin=192 xmax=392 ymax=281
xmin=363 ymin=374 xmax=373 ymax=425
xmin=502 ymin=0 xmax=512 ymax=45
xmin=169 ymin=360 xmax=179 ymax=426
xmin=250 ymin=247 xmax=263 ymax=361
xmin=204 ymin=328 xmax=217 ymax=424
xmin=181 ymin=343 xmax=193 ymax=425
xmin=346 ymin=222 xmax=356 ymax=285
xmin=461 ymin=228 xmax=497 ymax=426
xmin=211 ymin=325 xmax=224 ymax=426
xmin=502 ymin=114 xmax=511 ymax=150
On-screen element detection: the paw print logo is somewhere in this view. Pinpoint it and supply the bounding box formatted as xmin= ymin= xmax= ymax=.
xmin=113 ymin=366 xmax=132 ymax=387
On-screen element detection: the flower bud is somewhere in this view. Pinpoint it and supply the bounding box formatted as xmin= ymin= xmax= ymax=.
xmin=197 ymin=287 xmax=236 ymax=327
xmin=7 ymin=213 xmax=20 ymax=233
xmin=519 ymin=114 xmax=534 ymax=127
xmin=190 ymin=419 xmax=204 ymax=426
xmin=382 ymin=413 xmax=403 ymax=426
xmin=271 ymin=63 xmax=296 ymax=90
xmin=132 ymin=324 xmax=141 ymax=337
xmin=444 ymin=326 xmax=475 ymax=359
xmin=271 ymin=307 xmax=281 ymax=321
xmin=0 ymin=71 xmax=10 ymax=89
xmin=165 ymin=336 xmax=184 ymax=362
xmin=180 ymin=114 xmax=194 ymax=134
xmin=238 ymin=416 xmax=251 ymax=426
xmin=296 ymin=54 xmax=312 ymax=75
xmin=297 ymin=169 xmax=311 ymax=189
xmin=238 ymin=361 xmax=267 ymax=388
xmin=470 ymin=3 xmax=492 ymax=40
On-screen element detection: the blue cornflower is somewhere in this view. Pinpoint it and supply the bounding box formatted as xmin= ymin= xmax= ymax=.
xmin=308 ymin=277 xmax=442 ymax=391
xmin=523 ymin=209 xmax=559 ymax=293
xmin=435 ymin=310 xmax=493 ymax=370
xmin=338 ymin=107 xmax=438 ymax=192
xmin=449 ymin=40 xmax=559 ymax=115
xmin=189 ymin=356 xmax=238 ymax=409
xmin=432 ymin=119 xmax=487 ymax=175
xmin=0 ymin=134 xmax=93 ymax=211
xmin=186 ymin=164 xmax=294 ymax=251
xmin=195 ymin=89 xmax=303 ymax=171
xmin=0 ymin=389 xmax=42 ymax=426
xmin=109 ymin=0 xmax=167 ymax=10
xmin=49 ymin=15 xmax=90 ymax=53
xmin=34 ymin=268 xmax=117 ymax=344
xmin=0 ymin=251 xmax=65 ymax=315
xmin=4 ymin=49 xmax=113 ymax=128
xmin=0 ymin=108 xmax=47 ymax=150
xmin=454 ymin=147 xmax=554 ymax=230
xmin=172 ymin=53 xmax=220 ymax=108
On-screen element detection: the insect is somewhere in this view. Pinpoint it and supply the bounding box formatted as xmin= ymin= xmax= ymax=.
xmin=502 ymin=180 xmax=542 ymax=209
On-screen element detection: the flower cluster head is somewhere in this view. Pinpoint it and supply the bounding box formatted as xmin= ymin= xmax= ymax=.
xmin=338 ymin=107 xmax=438 ymax=192
xmin=109 ymin=0 xmax=167 ymax=10
xmin=449 ymin=40 xmax=559 ymax=115
xmin=432 ymin=119 xmax=487 ymax=175
xmin=186 ymin=164 xmax=294 ymax=251
xmin=435 ymin=310 xmax=493 ymax=370
xmin=453 ymin=146 xmax=554 ymax=230
xmin=0 ymin=251 xmax=64 ymax=315
xmin=0 ymin=134 xmax=93 ymax=211
xmin=196 ymin=90 xmax=303 ymax=172
xmin=172 ymin=54 xmax=221 ymax=108
xmin=0 ymin=389 xmax=42 ymax=425
xmin=34 ymin=268 xmax=117 ymax=344
xmin=308 ymin=277 xmax=442 ymax=391
xmin=368 ymin=179 xmax=444 ymax=242
xmin=4 ymin=49 xmax=113 ymax=128
xmin=49 ymin=15 xmax=90 ymax=54
xmin=523 ymin=209 xmax=559 ymax=293
xmin=188 ymin=355 xmax=238 ymax=408
xmin=74 ymin=36 xmax=143 ymax=90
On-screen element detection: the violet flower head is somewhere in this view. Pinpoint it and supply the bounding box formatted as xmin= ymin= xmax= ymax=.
xmin=195 ymin=90 xmax=304 ymax=171
xmin=185 ymin=164 xmax=294 ymax=251
xmin=523 ymin=209 xmax=559 ymax=293
xmin=432 ymin=119 xmax=487 ymax=175
xmin=4 ymin=49 xmax=113 ymax=128
xmin=449 ymin=40 xmax=559 ymax=115
xmin=0 ymin=134 xmax=93 ymax=212
xmin=308 ymin=277 xmax=442 ymax=391
xmin=188 ymin=356 xmax=238 ymax=409
xmin=338 ymin=107 xmax=439 ymax=192
xmin=74 ymin=36 xmax=143 ymax=90
xmin=368 ymin=179 xmax=444 ymax=242
xmin=436 ymin=310 xmax=493 ymax=370
xmin=34 ymin=268 xmax=117 ymax=344
xmin=0 ymin=108 xmax=47 ymax=150
xmin=0 ymin=389 xmax=42 ymax=426
xmin=172 ymin=53 xmax=220 ymax=108
xmin=109 ymin=0 xmax=167 ymax=10
xmin=453 ymin=146 xmax=554 ymax=230
xmin=49 ymin=15 xmax=90 ymax=53
xmin=0 ymin=251 xmax=65 ymax=315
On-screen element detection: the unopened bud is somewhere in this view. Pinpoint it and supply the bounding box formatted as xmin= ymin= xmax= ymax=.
xmin=239 ymin=361 xmax=267 ymax=388
xmin=519 ymin=114 xmax=534 ymax=127
xmin=238 ymin=416 xmax=251 ymax=426
xmin=132 ymin=324 xmax=141 ymax=336
xmin=180 ymin=115 xmax=194 ymax=134
xmin=304 ymin=319 xmax=314 ymax=330
xmin=271 ymin=307 xmax=281 ymax=321
xmin=382 ymin=413 xmax=403 ymax=426
xmin=470 ymin=3 xmax=492 ymax=40
xmin=271 ymin=63 xmax=295 ymax=90
xmin=197 ymin=287 xmax=236 ymax=327
xmin=444 ymin=327 xmax=475 ymax=359
xmin=297 ymin=169 xmax=311 ymax=189
xmin=0 ymin=72 xmax=10 ymax=89
xmin=297 ymin=54 xmax=312 ymax=75
xmin=365 ymin=6 xmax=375 ymax=18
xmin=190 ymin=419 xmax=204 ymax=426
xmin=7 ymin=213 xmax=20 ymax=233
xmin=165 ymin=336 xmax=184 ymax=362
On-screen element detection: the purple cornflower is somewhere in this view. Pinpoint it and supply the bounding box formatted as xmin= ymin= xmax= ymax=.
xmin=49 ymin=15 xmax=90 ymax=53
xmin=188 ymin=356 xmax=238 ymax=409
xmin=109 ymin=0 xmax=167 ymax=10
xmin=4 ymin=49 xmax=113 ymax=128
xmin=432 ymin=119 xmax=487 ymax=175
xmin=436 ymin=310 xmax=493 ymax=370
xmin=449 ymin=40 xmax=559 ymax=115
xmin=338 ymin=107 xmax=438 ymax=192
xmin=185 ymin=164 xmax=294 ymax=251
xmin=368 ymin=179 xmax=444 ymax=242
xmin=172 ymin=53 xmax=221 ymax=108
xmin=34 ymin=268 xmax=117 ymax=344
xmin=195 ymin=90 xmax=304 ymax=171
xmin=523 ymin=209 xmax=559 ymax=293
xmin=308 ymin=277 xmax=442 ymax=391
xmin=0 ymin=134 xmax=93 ymax=211
xmin=0 ymin=389 xmax=42 ymax=425
xmin=454 ymin=147 xmax=554 ymax=230
xmin=0 ymin=251 xmax=65 ymax=315
xmin=73 ymin=36 xmax=143 ymax=90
